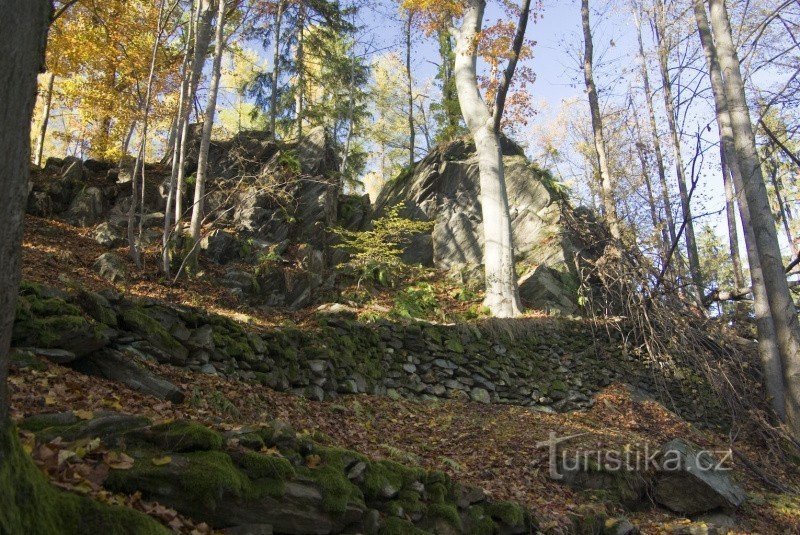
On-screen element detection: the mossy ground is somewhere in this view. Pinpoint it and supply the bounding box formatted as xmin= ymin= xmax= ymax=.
xmin=0 ymin=423 xmax=168 ymax=535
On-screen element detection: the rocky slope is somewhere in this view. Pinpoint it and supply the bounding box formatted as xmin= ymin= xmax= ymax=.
xmin=375 ymin=138 xmax=605 ymax=314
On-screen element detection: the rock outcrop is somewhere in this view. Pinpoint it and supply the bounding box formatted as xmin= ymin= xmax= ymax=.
xmin=22 ymin=412 xmax=536 ymax=535
xmin=375 ymin=138 xmax=604 ymax=314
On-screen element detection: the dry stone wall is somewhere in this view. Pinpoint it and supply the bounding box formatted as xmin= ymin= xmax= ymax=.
xmin=14 ymin=282 xmax=726 ymax=427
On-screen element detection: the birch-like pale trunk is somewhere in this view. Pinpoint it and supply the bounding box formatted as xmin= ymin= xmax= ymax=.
xmin=581 ymin=0 xmax=621 ymax=241
xmin=709 ymin=0 xmax=800 ymax=432
xmin=189 ymin=0 xmax=226 ymax=253
xmin=453 ymin=0 xmax=521 ymax=318
xmin=164 ymin=0 xmax=197 ymax=274
xmin=653 ymin=0 xmax=704 ymax=302
xmin=34 ymin=71 xmax=55 ymax=167
xmin=176 ymin=0 xmax=215 ymax=228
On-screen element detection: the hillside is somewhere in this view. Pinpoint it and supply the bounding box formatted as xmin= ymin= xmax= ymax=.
xmin=7 ymin=138 xmax=800 ymax=534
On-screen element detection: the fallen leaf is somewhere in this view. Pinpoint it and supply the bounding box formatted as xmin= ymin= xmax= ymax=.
xmin=105 ymin=451 xmax=134 ymax=470
xmin=74 ymin=409 xmax=94 ymax=420
xmin=151 ymin=456 xmax=172 ymax=466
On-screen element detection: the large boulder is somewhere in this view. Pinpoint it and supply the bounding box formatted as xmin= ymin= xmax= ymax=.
xmin=64 ymin=186 xmax=105 ymax=227
xmin=653 ymin=439 xmax=746 ymax=514
xmin=94 ymin=252 xmax=128 ymax=283
xmin=375 ymin=138 xmax=602 ymax=313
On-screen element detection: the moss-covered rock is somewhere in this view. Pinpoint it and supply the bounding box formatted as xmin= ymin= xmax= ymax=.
xmin=13 ymin=292 xmax=110 ymax=357
xmin=120 ymin=307 xmax=188 ymax=362
xmin=146 ymin=420 xmax=224 ymax=452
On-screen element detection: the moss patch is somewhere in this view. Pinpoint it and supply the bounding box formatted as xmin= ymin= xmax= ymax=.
xmin=237 ymin=452 xmax=295 ymax=480
xmin=147 ymin=421 xmax=223 ymax=452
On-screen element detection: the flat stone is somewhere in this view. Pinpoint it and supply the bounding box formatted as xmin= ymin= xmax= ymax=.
xmin=28 ymin=347 xmax=78 ymax=364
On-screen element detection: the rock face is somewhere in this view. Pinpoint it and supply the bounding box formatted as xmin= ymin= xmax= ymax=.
xmin=375 ymin=138 xmax=603 ymax=313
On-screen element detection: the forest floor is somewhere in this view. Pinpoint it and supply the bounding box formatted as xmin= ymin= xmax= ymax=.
xmin=13 ymin=215 xmax=800 ymax=533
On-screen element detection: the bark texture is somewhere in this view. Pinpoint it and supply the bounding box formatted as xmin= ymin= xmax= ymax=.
xmin=0 ymin=0 xmax=49 ymax=424
xmin=709 ymin=0 xmax=800 ymax=431
xmin=452 ymin=0 xmax=522 ymax=318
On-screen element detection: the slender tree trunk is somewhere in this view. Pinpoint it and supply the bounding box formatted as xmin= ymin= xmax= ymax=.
xmin=34 ymin=71 xmax=55 ymax=167
xmin=634 ymin=4 xmax=678 ymax=262
xmin=581 ymin=0 xmax=621 ymax=240
xmin=697 ymin=0 xmax=790 ymax=422
xmin=406 ymin=10 xmax=415 ymax=167
xmin=768 ymin=162 xmax=797 ymax=255
xmin=176 ymin=0 xmax=215 ymax=228
xmin=164 ymin=1 xmax=196 ymax=275
xmin=633 ymin=119 xmax=667 ymax=260
xmin=128 ymin=0 xmax=167 ymax=268
xmin=453 ymin=0 xmax=522 ymax=318
xmin=296 ymin=5 xmax=305 ymax=140
xmin=654 ymin=0 xmax=704 ymax=301
xmin=721 ymin=148 xmax=745 ymax=289
xmin=270 ymin=0 xmax=285 ymax=138
xmin=189 ymin=0 xmax=226 ymax=255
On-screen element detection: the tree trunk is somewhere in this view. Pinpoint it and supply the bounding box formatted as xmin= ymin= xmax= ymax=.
xmin=1 ymin=0 xmax=49 ymax=425
xmin=128 ymin=0 xmax=167 ymax=269
xmin=634 ymin=4 xmax=678 ymax=265
xmin=696 ymin=0 xmax=787 ymax=421
xmin=164 ymin=0 xmax=197 ymax=275
xmin=270 ymin=0 xmax=285 ymax=139
xmin=768 ymin=162 xmax=797 ymax=255
xmin=720 ymin=148 xmax=745 ymax=290
xmin=453 ymin=0 xmax=522 ymax=318
xmin=189 ymin=0 xmax=226 ymax=252
xmin=34 ymin=71 xmax=54 ymax=167
xmin=296 ymin=5 xmax=305 ymax=140
xmin=175 ymin=0 xmax=215 ymax=228
xmin=709 ymin=0 xmax=800 ymax=432
xmin=406 ymin=9 xmax=415 ymax=167
xmin=581 ymin=0 xmax=621 ymax=241
xmin=654 ymin=0 xmax=704 ymax=301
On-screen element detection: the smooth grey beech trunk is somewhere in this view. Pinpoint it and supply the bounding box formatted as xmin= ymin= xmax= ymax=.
xmin=452 ymin=0 xmax=522 ymax=318
xmin=708 ymin=0 xmax=800 ymax=433
xmin=694 ymin=0 xmax=785 ymax=419
xmin=189 ymin=0 xmax=227 ymax=247
xmin=0 ymin=0 xmax=50 ymax=423
xmin=653 ymin=0 xmax=704 ymax=302
xmin=581 ymin=0 xmax=621 ymax=240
